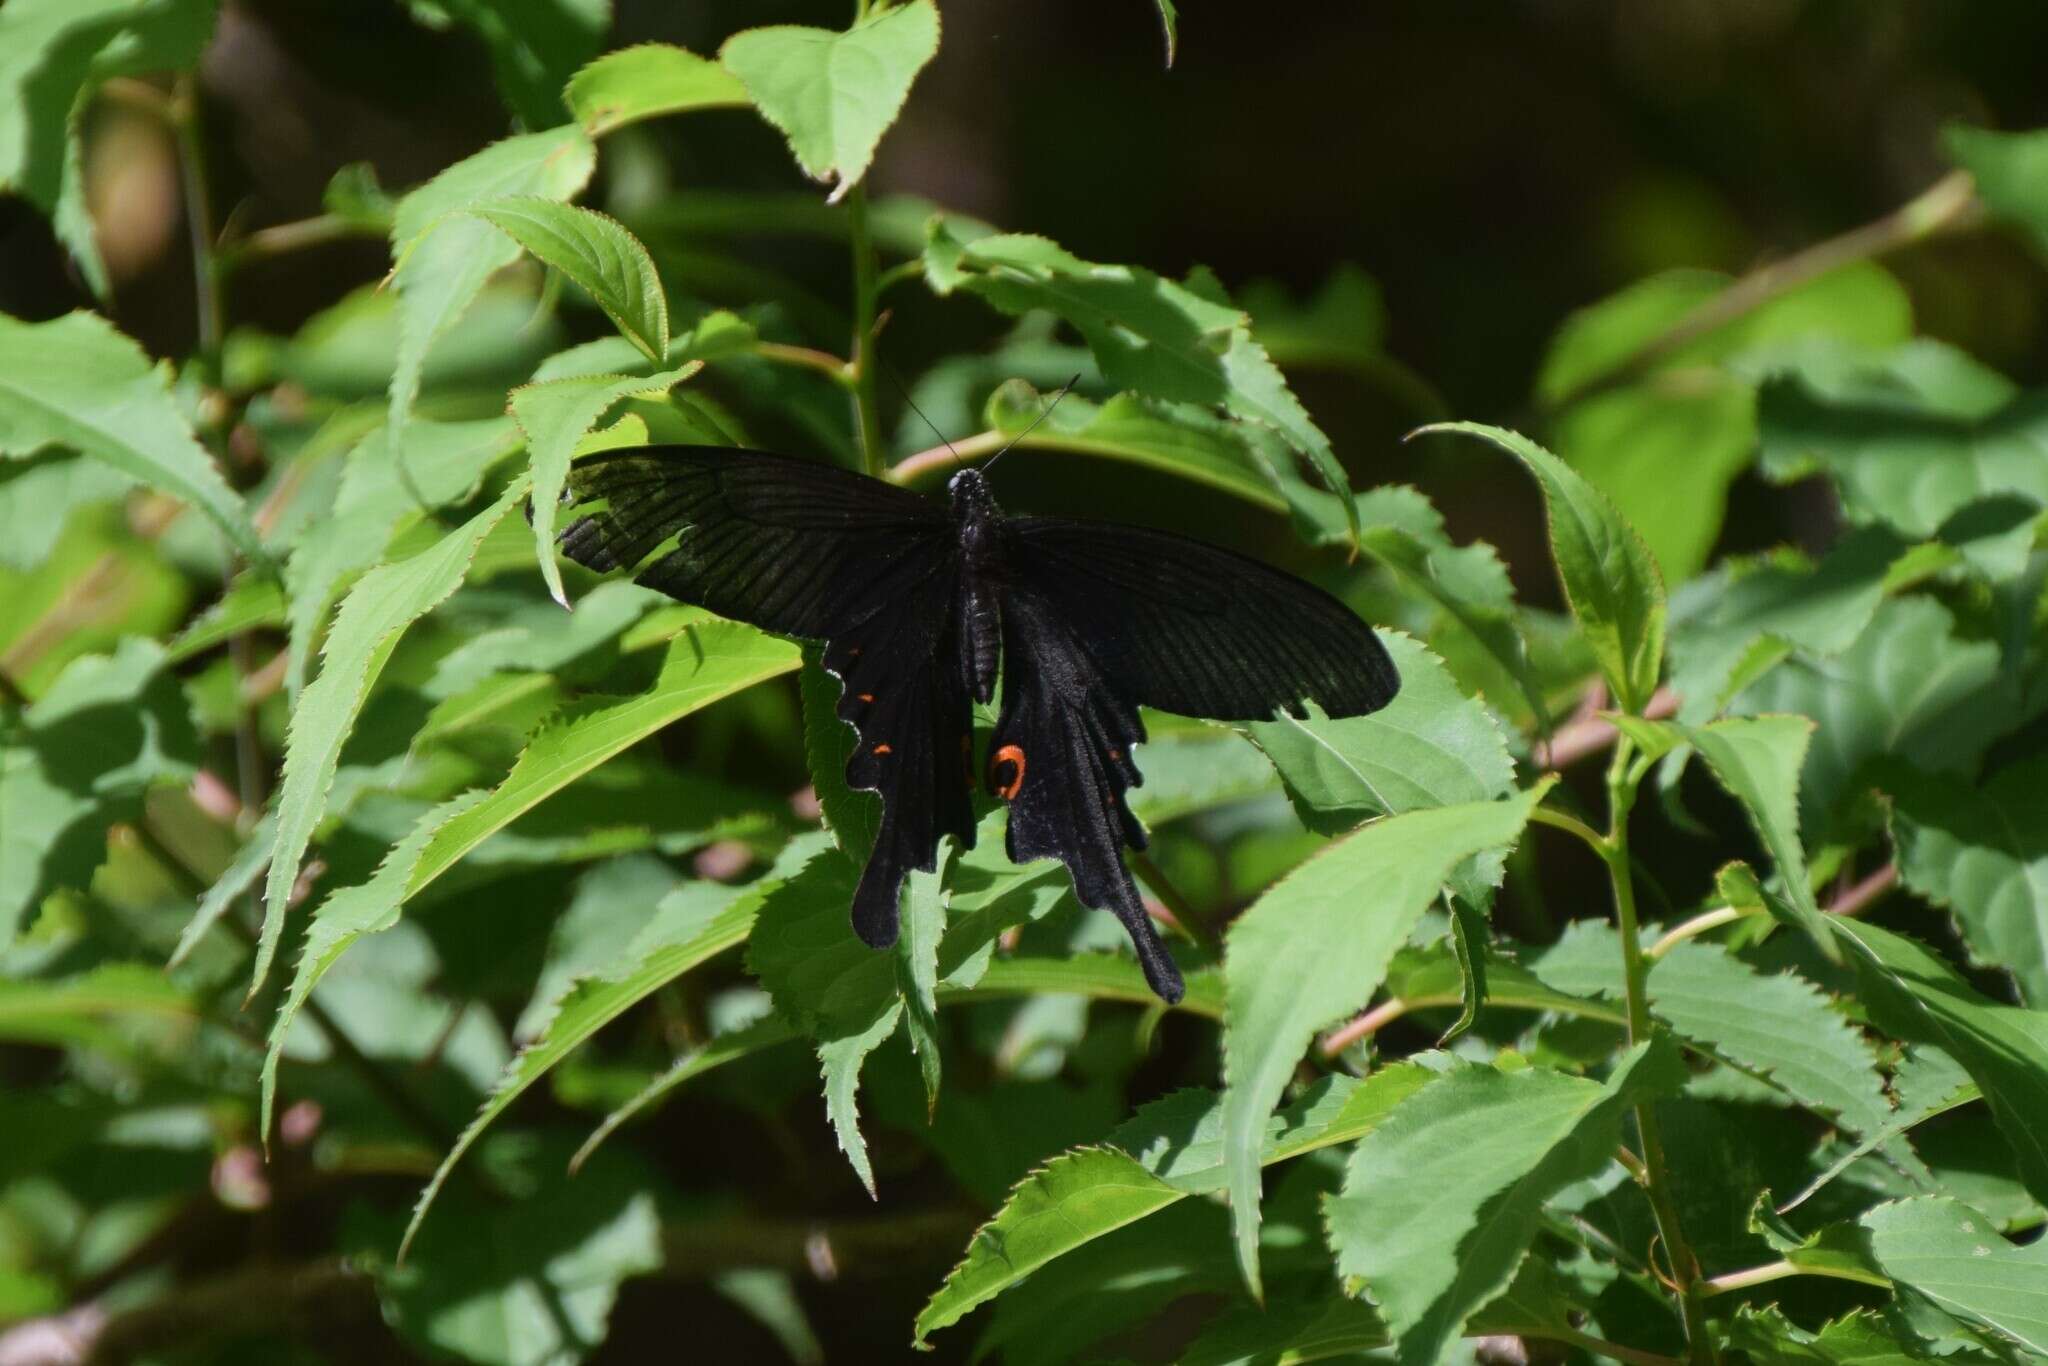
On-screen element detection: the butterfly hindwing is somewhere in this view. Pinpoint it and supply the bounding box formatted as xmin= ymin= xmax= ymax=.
xmin=1004 ymin=516 xmax=1400 ymax=721
xmin=993 ymin=585 xmax=1184 ymax=1004
xmin=554 ymin=446 xmax=975 ymax=947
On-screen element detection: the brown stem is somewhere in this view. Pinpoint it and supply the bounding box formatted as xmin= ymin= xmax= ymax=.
xmin=1827 ymin=862 xmax=1897 ymax=918
xmin=1544 ymin=170 xmax=1981 ymax=412
xmin=1535 ymin=687 xmax=1678 ymax=770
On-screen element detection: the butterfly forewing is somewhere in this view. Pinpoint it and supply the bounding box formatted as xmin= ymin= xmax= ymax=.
xmin=554 ymin=446 xmax=976 ymax=945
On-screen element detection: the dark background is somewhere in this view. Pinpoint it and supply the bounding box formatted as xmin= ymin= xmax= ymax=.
xmin=6 ymin=3 xmax=2048 ymax=1359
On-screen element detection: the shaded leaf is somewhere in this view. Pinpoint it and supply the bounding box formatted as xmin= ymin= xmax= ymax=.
xmin=1220 ymin=784 xmax=1547 ymax=1296
xmin=400 ymin=847 xmax=819 ymax=1259
xmin=1947 ymin=124 xmax=2048 ymax=257
xmin=0 ymin=0 xmax=217 ymax=293
xmin=1417 ymin=422 xmax=1664 ymax=713
xmin=404 ymin=0 xmax=608 ymax=131
xmin=1681 ymin=714 xmax=1834 ymax=957
xmin=563 ymin=42 xmax=748 ymax=136
xmin=1890 ymin=756 xmax=2048 ymax=1007
xmin=720 ymin=1 xmax=940 ymax=201
xmin=0 ymin=312 xmax=263 ymax=561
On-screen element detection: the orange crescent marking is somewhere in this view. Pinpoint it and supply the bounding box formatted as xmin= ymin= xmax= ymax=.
xmin=991 ymin=744 xmax=1026 ymax=800
xmin=873 ymin=743 xmax=893 ymax=755
xmin=857 ymin=692 xmax=875 ymax=703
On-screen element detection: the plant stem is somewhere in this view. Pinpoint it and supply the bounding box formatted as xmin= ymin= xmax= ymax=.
xmin=170 ymin=76 xmax=224 ymax=366
xmin=846 ymin=182 xmax=887 ymax=477
xmin=753 ymin=341 xmax=856 ymax=386
xmin=1527 ymin=804 xmax=1607 ymax=856
xmin=1131 ymin=851 xmax=1220 ymax=954
xmin=1545 ymin=169 xmax=1981 ymax=411
xmin=1602 ymin=738 xmax=1717 ymax=1364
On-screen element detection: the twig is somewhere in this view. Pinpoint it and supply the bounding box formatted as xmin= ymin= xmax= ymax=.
xmin=1318 ymin=997 xmax=1409 ymax=1057
xmin=1130 ymin=851 xmax=1220 ymax=954
xmin=753 ymin=342 xmax=855 ymax=386
xmin=1544 ymin=170 xmax=1981 ymax=412
xmin=1535 ymin=687 xmax=1678 ymax=770
xmin=1827 ymin=862 xmax=1896 ymax=919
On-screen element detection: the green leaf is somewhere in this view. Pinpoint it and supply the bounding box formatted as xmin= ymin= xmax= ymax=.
xmin=1832 ymin=919 xmax=2048 ymax=1207
xmin=1347 ymin=486 xmax=1545 ymax=728
xmin=168 ymin=812 xmax=275 ymax=968
xmin=1947 ymin=124 xmax=2048 ymax=257
xmin=380 ymin=1138 xmax=662 ymax=1366
xmin=745 ymin=848 xmax=909 ymax=1191
xmin=895 ymin=859 xmax=947 ymax=1110
xmin=1 ymin=639 xmax=200 ymax=946
xmin=719 ymin=0 xmax=940 ymax=200
xmin=1889 ymin=757 xmax=2048 ymax=1008
xmin=1862 ymin=1197 xmax=2048 ymax=1354
xmin=1153 ymin=0 xmax=1179 ymax=66
xmin=915 ymin=1065 xmax=1429 ymax=1346
xmin=388 ymin=128 xmax=596 ymax=464
xmin=0 ymin=312 xmax=263 ymax=561
xmin=1326 ymin=1040 xmax=1683 ymax=1365
xmin=1734 ymin=598 xmax=2005 ymax=837
xmin=569 ymin=1014 xmax=800 ymax=1173
xmin=1723 ymin=1305 xmax=1960 ymax=1365
xmin=406 ymin=622 xmax=800 ymax=898
xmin=977 ymin=383 xmax=1287 ymax=514
xmin=1756 ymin=364 xmax=2048 ymax=540
xmin=0 ymin=453 xmax=129 ymax=571
xmin=1245 ymin=632 xmax=1515 ymax=843
xmin=1537 ymin=923 xmax=1890 ymax=1137
xmin=261 ymin=790 xmax=488 ymax=1145
xmin=468 ymin=199 xmax=669 ymax=363
xmin=563 ymin=42 xmax=748 ymax=135
xmin=400 ymin=848 xmax=817 ymax=1261
xmin=512 ymin=363 xmax=697 ymax=606
xmin=1750 ymin=1196 xmax=1891 ymax=1288
xmin=285 ymin=417 xmax=524 ymax=700
xmin=1679 ymin=714 xmax=1835 ymax=957
xmin=1220 ymin=783 xmax=1548 ymax=1296
xmin=925 ymin=224 xmax=1360 ymax=545
xmin=1416 ymin=422 xmax=1665 ymax=713
xmin=256 ymin=480 xmax=529 ymax=996
xmin=1537 ymin=264 xmax=1911 ymax=579
xmin=0 ymin=0 xmax=217 ymax=294
xmin=405 ymin=0 xmax=609 ymax=131
xmin=1669 ymin=528 xmax=1901 ymax=723
xmin=0 ymin=963 xmax=196 ymax=1051
xmin=800 ymin=647 xmax=879 ymax=862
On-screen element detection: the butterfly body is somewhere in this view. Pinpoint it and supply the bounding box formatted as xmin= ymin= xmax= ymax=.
xmin=552 ymin=446 xmax=1399 ymax=1003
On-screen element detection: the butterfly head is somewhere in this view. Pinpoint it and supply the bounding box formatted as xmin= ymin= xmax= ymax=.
xmin=947 ymin=466 xmax=998 ymax=517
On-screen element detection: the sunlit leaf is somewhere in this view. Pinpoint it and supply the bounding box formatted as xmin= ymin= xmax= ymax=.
xmin=1326 ymin=1040 xmax=1682 ymax=1364
xmin=1862 ymin=1197 xmax=2048 ymax=1354
xmin=1220 ymin=784 xmax=1547 ymax=1296
xmin=564 ymin=42 xmax=748 ymax=136
xmin=387 ymin=128 xmax=596 ymax=464
xmin=1416 ymin=422 xmax=1664 ymax=713
xmin=257 ymin=480 xmax=528 ymax=995
xmin=720 ymin=0 xmax=940 ymax=201
xmin=469 ymin=199 xmax=669 ymax=363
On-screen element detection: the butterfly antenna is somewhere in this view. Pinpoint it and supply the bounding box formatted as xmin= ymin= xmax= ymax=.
xmin=983 ymin=373 xmax=1081 ymax=475
xmin=883 ymin=364 xmax=966 ymax=470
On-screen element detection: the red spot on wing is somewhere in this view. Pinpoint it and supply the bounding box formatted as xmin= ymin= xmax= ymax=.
xmin=991 ymin=744 xmax=1026 ymax=801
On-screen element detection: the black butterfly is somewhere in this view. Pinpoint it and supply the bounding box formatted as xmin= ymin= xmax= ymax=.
xmin=549 ymin=445 xmax=1399 ymax=1003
